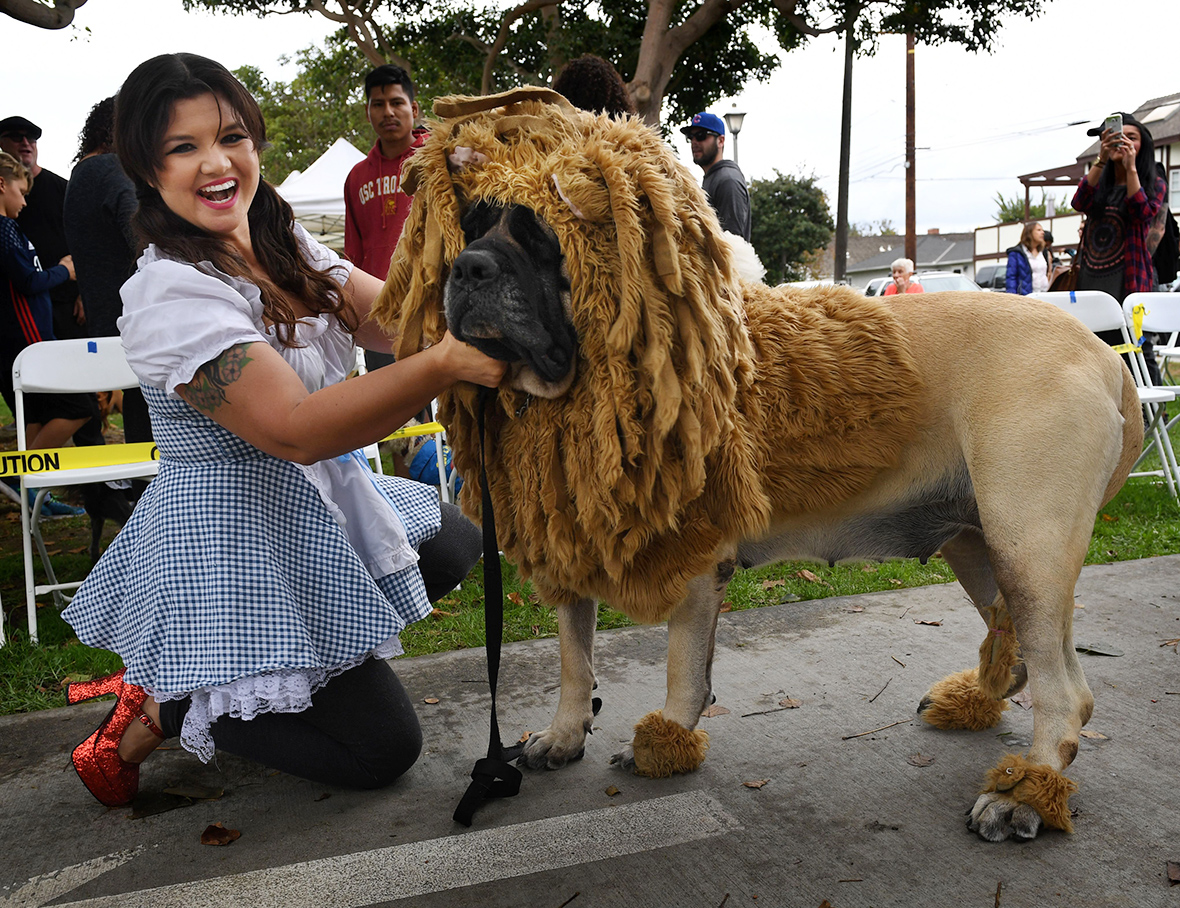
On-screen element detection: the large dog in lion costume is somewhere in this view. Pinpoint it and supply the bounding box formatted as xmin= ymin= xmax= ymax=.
xmin=373 ymin=88 xmax=1142 ymax=842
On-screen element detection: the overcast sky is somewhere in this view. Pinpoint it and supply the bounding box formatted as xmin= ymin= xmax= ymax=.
xmin=2 ymin=0 xmax=1176 ymax=234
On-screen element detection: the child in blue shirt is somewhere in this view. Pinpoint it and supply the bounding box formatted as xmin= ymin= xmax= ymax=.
xmin=1 ymin=151 xmax=91 ymax=516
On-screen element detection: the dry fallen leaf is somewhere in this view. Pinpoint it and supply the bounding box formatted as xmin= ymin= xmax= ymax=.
xmin=906 ymin=753 xmax=935 ymax=767
xmin=1079 ymin=729 xmax=1108 ymax=740
xmin=796 ymin=569 xmax=821 ymax=582
xmin=778 ymin=698 xmax=803 ymax=709
xmin=430 ymin=608 xmax=455 ymax=618
xmin=701 ymin=704 xmax=731 ymax=718
xmin=843 ymin=605 xmax=865 ymax=613
xmin=719 ymin=601 xmax=733 ymax=613
xmin=423 ymin=697 xmax=440 ymax=704
xmin=68 ymin=546 xmax=88 ymax=554
xmin=743 ymin=779 xmax=769 ymax=789
xmin=1010 ymin=688 xmax=1033 ymax=710
xmin=200 ymin=822 xmax=241 ymax=846
xmin=1167 ymin=862 xmax=1180 ymax=886
xmin=1162 ymin=638 xmax=1180 ymax=647
xmin=1101 ymin=513 xmax=1118 ymax=522
xmin=913 ymin=619 xmax=942 ymax=626
xmin=507 ymin=591 xmax=525 ymax=605
xmin=860 ymin=565 xmax=878 ymax=573
xmin=761 ymin=579 xmax=786 ymax=589
xmin=605 ymin=785 xmax=620 ymax=797
xmin=888 ymin=578 xmax=903 ymax=586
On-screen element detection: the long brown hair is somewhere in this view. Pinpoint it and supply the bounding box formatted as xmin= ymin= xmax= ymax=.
xmin=114 ymin=53 xmax=357 ymax=345
xmin=1019 ymin=222 xmax=1044 ymax=253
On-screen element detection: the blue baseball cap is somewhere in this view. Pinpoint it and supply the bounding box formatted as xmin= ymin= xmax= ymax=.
xmin=680 ymin=112 xmax=724 ymax=137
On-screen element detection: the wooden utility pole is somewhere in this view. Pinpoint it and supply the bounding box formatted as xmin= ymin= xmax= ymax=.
xmin=905 ymin=32 xmax=916 ymax=265
xmin=834 ymin=10 xmax=856 ymax=283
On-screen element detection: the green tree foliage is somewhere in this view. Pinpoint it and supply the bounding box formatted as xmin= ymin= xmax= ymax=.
xmin=234 ymin=33 xmax=371 ymax=185
xmin=184 ymin=0 xmax=787 ymax=126
xmin=992 ymin=190 xmax=1073 ymax=225
xmin=186 ymin=0 xmax=1042 ymax=127
xmin=749 ymin=171 xmax=834 ymax=285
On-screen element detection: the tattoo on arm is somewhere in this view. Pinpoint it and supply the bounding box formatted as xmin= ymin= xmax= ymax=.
xmin=182 ymin=344 xmax=255 ymax=415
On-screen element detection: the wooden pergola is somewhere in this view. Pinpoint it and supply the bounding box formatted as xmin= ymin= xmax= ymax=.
xmin=1015 ymin=162 xmax=1088 ymax=220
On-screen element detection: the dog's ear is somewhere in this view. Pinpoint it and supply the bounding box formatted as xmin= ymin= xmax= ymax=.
xmin=551 ymin=163 xmax=611 ymax=223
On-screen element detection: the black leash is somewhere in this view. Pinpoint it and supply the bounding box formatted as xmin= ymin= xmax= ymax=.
xmin=453 ymin=387 xmax=526 ymax=827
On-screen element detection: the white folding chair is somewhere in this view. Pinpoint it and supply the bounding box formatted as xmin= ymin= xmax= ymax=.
xmin=11 ymin=338 xmax=160 ymax=644
xmin=354 ymin=346 xmax=453 ymax=502
xmin=1124 ymin=292 xmax=1180 ymax=398
xmin=1031 ymin=290 xmax=1180 ymax=498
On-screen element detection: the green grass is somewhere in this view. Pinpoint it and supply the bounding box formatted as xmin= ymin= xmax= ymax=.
xmin=3 ymin=401 xmax=1179 ymax=716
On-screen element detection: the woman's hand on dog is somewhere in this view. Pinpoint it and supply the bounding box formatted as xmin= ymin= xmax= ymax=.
xmin=433 ymin=331 xmax=508 ymax=388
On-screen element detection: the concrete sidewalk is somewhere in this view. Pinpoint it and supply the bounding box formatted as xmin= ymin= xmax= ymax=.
xmin=2 ymin=556 xmax=1179 ymax=908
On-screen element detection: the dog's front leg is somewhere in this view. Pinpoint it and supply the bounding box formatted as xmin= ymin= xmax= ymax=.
xmin=613 ymin=562 xmax=732 ymax=776
xmin=519 ymin=596 xmax=597 ymax=769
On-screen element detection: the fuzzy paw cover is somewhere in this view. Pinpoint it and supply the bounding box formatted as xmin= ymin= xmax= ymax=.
xmin=373 ymin=87 xmax=926 ymax=622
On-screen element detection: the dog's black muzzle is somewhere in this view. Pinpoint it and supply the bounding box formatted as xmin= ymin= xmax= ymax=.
xmin=445 ymin=222 xmax=576 ymax=385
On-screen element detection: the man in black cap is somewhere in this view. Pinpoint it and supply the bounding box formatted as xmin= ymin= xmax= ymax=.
xmin=0 ymin=115 xmax=84 ymax=341
xmin=680 ymin=111 xmax=751 ymax=240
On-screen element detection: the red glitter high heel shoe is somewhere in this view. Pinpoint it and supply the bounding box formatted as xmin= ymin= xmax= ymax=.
xmin=67 ymin=669 xmax=164 ymax=807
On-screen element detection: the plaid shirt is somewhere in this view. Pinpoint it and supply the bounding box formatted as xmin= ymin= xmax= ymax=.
xmin=1072 ymin=172 xmax=1167 ymax=294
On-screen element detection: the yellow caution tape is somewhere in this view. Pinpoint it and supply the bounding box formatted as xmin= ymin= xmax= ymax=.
xmin=1132 ymin=303 xmax=1146 ymax=342
xmin=0 ymin=442 xmax=159 ymax=477
xmin=1 ymin=422 xmax=446 ymax=476
xmin=1110 ymin=343 xmax=1141 ymax=354
xmin=382 ymin=421 xmax=445 ymax=442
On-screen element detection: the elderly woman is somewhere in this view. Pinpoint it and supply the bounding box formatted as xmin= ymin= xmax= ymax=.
xmin=883 ymin=258 xmax=923 ymax=295
xmin=1005 ymin=222 xmax=1050 ymax=295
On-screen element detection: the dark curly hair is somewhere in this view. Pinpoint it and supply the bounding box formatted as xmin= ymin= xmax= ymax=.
xmin=552 ymin=55 xmax=635 ymax=118
xmin=75 ymin=96 xmax=116 ymax=163
xmin=114 ymin=53 xmax=357 ymax=347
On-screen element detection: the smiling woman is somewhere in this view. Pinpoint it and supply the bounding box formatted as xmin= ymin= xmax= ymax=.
xmin=154 ymin=94 xmax=260 ymax=251
xmin=55 ymin=52 xmax=507 ymax=810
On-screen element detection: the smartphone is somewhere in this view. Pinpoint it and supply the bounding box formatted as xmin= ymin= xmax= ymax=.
xmin=1104 ymin=113 xmax=1123 ymax=135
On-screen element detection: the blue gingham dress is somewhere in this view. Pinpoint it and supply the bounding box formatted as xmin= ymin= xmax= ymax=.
xmin=63 ymin=227 xmax=438 ymax=761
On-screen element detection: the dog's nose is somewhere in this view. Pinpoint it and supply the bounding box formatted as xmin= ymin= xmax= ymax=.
xmin=451 ymin=248 xmax=501 ymax=287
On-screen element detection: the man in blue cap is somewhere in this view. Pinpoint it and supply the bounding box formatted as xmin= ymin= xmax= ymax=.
xmin=680 ymin=112 xmax=750 ymax=240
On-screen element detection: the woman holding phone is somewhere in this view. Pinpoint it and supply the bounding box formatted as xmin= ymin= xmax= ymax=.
xmin=1071 ymin=111 xmax=1168 ymax=377
xmin=1072 ymin=111 xmax=1167 ymax=302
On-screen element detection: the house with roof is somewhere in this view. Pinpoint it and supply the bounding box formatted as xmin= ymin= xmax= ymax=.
xmin=974 ymin=92 xmax=1180 ymax=274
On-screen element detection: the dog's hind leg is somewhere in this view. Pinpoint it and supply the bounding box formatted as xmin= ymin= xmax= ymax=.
xmin=613 ymin=558 xmax=734 ymax=777
xmin=519 ymin=596 xmax=598 ymax=770
xmin=918 ymin=528 xmax=1026 ymax=731
xmin=965 ymin=506 xmax=1098 ymax=841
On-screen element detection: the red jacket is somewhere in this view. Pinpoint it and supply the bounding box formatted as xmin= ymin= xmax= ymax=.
xmin=343 ymin=129 xmax=426 ymax=278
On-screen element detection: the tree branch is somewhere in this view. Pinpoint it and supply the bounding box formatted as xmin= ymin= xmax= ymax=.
xmin=482 ymin=0 xmax=558 ymax=95
xmin=0 ymin=0 xmax=87 ymax=29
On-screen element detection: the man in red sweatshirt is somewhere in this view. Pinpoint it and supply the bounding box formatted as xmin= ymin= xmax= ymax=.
xmin=344 ymin=65 xmax=424 ymax=295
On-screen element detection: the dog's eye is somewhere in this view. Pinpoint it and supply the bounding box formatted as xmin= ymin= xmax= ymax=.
xmin=507 ymin=206 xmax=561 ymax=265
xmin=460 ymin=201 xmax=503 ymax=243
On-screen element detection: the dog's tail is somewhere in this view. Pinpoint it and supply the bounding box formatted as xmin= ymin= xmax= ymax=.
xmin=1100 ymin=362 xmax=1145 ymax=508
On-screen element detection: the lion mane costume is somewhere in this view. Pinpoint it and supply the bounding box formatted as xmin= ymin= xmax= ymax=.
xmin=377 ymin=88 xmax=923 ymax=621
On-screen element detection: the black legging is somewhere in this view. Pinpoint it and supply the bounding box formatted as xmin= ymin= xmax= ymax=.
xmin=158 ymin=501 xmax=481 ymax=789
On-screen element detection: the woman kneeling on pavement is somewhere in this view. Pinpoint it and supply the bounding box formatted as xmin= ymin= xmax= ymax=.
xmin=61 ymin=53 xmax=505 ymax=806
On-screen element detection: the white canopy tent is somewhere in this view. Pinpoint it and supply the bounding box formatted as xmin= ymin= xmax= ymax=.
xmin=275 ymin=137 xmax=367 ymax=249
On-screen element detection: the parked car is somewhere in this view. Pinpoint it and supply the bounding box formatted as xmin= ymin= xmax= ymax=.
xmin=863 ymin=276 xmax=891 ymax=297
xmin=912 ymin=271 xmax=983 ymax=293
xmin=974 ymin=262 xmax=1007 ymax=291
